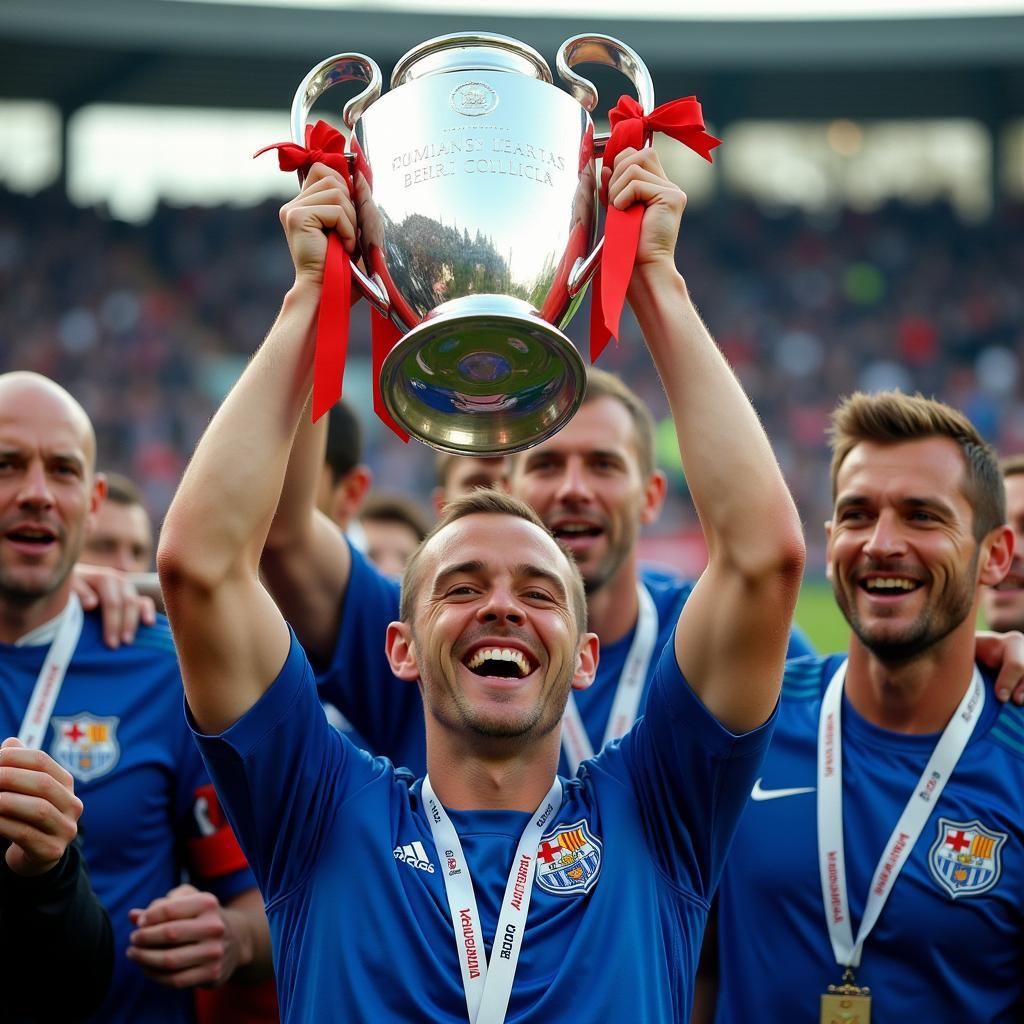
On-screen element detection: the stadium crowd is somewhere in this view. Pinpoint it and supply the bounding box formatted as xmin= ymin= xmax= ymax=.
xmin=2 ymin=184 xmax=1023 ymax=566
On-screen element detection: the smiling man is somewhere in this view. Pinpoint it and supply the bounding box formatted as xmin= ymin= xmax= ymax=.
xmin=706 ymin=391 xmax=1024 ymax=1023
xmin=158 ymin=147 xmax=804 ymax=1022
xmin=983 ymin=455 xmax=1024 ymax=635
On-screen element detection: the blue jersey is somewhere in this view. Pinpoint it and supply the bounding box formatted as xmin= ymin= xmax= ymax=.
xmin=318 ymin=543 xmax=812 ymax=775
xmin=195 ymin=631 xmax=775 ymax=1024
xmin=714 ymin=654 xmax=1024 ymax=1023
xmin=0 ymin=612 xmax=255 ymax=1024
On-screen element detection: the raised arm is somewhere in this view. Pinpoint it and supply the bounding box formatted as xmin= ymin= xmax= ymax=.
xmin=158 ymin=166 xmax=358 ymax=733
xmin=260 ymin=395 xmax=354 ymax=667
xmin=616 ymin=148 xmax=805 ymax=733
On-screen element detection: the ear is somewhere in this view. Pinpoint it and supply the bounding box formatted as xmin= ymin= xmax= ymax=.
xmin=330 ymin=464 xmax=374 ymax=525
xmin=385 ymin=621 xmax=421 ymax=682
xmin=639 ymin=469 xmax=668 ymax=527
xmin=87 ymin=473 xmax=107 ymax=524
xmin=570 ymin=632 xmax=600 ymax=692
xmin=824 ymin=520 xmax=834 ymax=582
xmin=431 ymin=486 xmax=446 ymax=517
xmin=979 ymin=524 xmax=1014 ymax=588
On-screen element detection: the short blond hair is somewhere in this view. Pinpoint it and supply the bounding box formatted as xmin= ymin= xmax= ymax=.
xmin=828 ymin=390 xmax=1004 ymax=540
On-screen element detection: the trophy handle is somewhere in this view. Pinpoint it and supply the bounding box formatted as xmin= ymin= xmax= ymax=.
xmin=290 ymin=53 xmax=391 ymax=313
xmin=556 ymin=35 xmax=655 ymax=298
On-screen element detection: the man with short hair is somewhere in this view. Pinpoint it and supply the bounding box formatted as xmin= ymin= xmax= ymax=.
xmin=706 ymin=390 xmax=1024 ymax=1022
xmin=359 ymin=491 xmax=431 ymax=577
xmin=431 ymin=453 xmax=510 ymax=515
xmin=316 ymin=399 xmax=373 ymax=531
xmin=82 ymin=471 xmax=154 ymax=574
xmin=0 ymin=371 xmax=270 ymax=1023
xmin=983 ymin=454 xmax=1024 ymax=642
xmin=158 ymin=147 xmax=805 ymax=1021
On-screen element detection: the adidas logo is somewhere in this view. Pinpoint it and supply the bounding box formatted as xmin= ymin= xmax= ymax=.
xmin=394 ymin=840 xmax=435 ymax=873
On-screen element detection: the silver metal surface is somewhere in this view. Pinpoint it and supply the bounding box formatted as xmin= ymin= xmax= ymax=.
xmin=288 ymin=31 xmax=653 ymax=453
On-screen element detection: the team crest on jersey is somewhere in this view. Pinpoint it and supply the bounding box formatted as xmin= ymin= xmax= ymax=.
xmin=928 ymin=817 xmax=1007 ymax=900
xmin=535 ymin=820 xmax=602 ymax=897
xmin=49 ymin=714 xmax=120 ymax=783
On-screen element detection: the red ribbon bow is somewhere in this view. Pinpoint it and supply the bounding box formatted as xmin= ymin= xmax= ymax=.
xmin=255 ymin=121 xmax=408 ymax=440
xmin=590 ymin=95 xmax=721 ymax=362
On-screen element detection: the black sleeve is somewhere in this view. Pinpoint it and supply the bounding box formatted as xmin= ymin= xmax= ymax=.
xmin=0 ymin=835 xmax=114 ymax=1021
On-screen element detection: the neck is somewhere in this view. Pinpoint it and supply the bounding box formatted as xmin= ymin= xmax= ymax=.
xmin=844 ymin=617 xmax=979 ymax=734
xmin=425 ymin=732 xmax=560 ymax=812
xmin=584 ymin=558 xmax=640 ymax=647
xmin=0 ymin=583 xmax=73 ymax=645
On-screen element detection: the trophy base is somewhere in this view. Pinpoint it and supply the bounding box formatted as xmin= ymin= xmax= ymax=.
xmin=379 ymin=295 xmax=587 ymax=456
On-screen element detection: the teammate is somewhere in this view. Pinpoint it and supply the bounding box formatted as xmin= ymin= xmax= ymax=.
xmin=432 ymin=453 xmax=510 ymax=514
xmin=359 ymin=491 xmax=431 ymax=577
xmin=81 ymin=471 xmax=154 ymax=574
xmin=0 ymin=371 xmax=271 ymax=1023
xmin=983 ymin=454 xmax=1024 ymax=638
xmin=316 ymin=398 xmax=373 ymax=533
xmin=158 ymin=146 xmax=805 ymax=1021
xmin=1 ymin=737 xmax=113 ymax=1021
xmin=707 ymin=391 xmax=1024 ymax=1022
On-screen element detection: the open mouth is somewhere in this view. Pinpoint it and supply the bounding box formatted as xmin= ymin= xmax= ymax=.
xmin=4 ymin=525 xmax=58 ymax=549
xmin=858 ymin=576 xmax=923 ymax=595
xmin=551 ymin=521 xmax=602 ymax=544
xmin=463 ymin=646 xmax=537 ymax=679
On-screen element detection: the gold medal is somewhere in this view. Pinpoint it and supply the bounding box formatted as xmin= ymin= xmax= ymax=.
xmin=820 ymin=968 xmax=871 ymax=1024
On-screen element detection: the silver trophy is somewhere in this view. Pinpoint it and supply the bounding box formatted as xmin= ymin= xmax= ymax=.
xmin=291 ymin=33 xmax=654 ymax=454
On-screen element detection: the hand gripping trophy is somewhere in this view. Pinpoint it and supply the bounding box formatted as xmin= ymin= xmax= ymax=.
xmin=259 ymin=32 xmax=719 ymax=454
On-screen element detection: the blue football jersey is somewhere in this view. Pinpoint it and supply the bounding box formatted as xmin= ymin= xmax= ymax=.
xmin=318 ymin=543 xmax=813 ymax=775
xmin=714 ymin=654 xmax=1024 ymax=1023
xmin=195 ymin=631 xmax=775 ymax=1024
xmin=0 ymin=612 xmax=255 ymax=1024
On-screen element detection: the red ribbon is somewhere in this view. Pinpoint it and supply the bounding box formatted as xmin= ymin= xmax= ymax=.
xmin=590 ymin=95 xmax=721 ymax=362
xmin=256 ymin=121 xmax=408 ymax=440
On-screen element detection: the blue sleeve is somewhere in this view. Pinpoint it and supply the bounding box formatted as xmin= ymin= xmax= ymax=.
xmin=315 ymin=542 xmax=423 ymax=762
xmin=786 ymin=623 xmax=816 ymax=659
xmin=190 ymin=629 xmax=386 ymax=904
xmin=596 ymin=643 xmax=776 ymax=902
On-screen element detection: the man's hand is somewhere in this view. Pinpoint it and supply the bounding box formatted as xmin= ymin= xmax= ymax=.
xmin=607 ymin=146 xmax=686 ymax=275
xmin=72 ymin=563 xmax=157 ymax=648
xmin=0 ymin=737 xmax=82 ymax=877
xmin=127 ymin=883 xmax=255 ymax=989
xmin=975 ymin=630 xmax=1024 ymax=705
xmin=280 ymin=162 xmax=359 ymax=288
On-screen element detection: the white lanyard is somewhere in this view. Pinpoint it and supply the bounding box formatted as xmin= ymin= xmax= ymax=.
xmin=16 ymin=594 xmax=84 ymax=750
xmin=817 ymin=659 xmax=984 ymax=969
xmin=561 ymin=581 xmax=657 ymax=774
xmin=423 ymin=775 xmax=562 ymax=1024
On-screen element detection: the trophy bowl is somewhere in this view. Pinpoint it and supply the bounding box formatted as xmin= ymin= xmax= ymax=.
xmin=291 ymin=32 xmax=654 ymax=454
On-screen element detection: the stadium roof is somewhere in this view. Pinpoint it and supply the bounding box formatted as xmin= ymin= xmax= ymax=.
xmin=1 ymin=0 xmax=1022 ymax=122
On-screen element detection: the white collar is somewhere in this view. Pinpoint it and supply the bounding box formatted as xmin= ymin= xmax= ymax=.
xmin=14 ymin=598 xmax=76 ymax=648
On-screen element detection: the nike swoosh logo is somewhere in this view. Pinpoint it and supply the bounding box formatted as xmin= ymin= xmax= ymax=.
xmin=750 ymin=778 xmax=816 ymax=801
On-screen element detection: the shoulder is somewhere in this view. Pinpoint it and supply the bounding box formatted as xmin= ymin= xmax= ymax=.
xmin=130 ymin=615 xmax=177 ymax=656
xmin=987 ymin=693 xmax=1024 ymax=763
xmin=639 ymin=565 xmax=695 ymax=613
xmin=78 ymin=610 xmax=180 ymax=676
xmin=781 ymin=653 xmax=840 ymax=703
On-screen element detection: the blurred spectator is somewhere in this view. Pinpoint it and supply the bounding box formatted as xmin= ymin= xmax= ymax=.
xmin=431 ymin=453 xmax=510 ymax=515
xmin=359 ymin=492 xmax=431 ymax=577
xmin=82 ymin=472 xmax=154 ymax=573
xmin=983 ymin=454 xmax=1024 ymax=634
xmin=317 ymin=400 xmax=372 ymax=546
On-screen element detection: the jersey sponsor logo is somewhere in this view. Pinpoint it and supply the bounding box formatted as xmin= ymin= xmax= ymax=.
xmin=928 ymin=817 xmax=1007 ymax=899
xmin=394 ymin=840 xmax=435 ymax=873
xmin=535 ymin=819 xmax=602 ymax=897
xmin=750 ymin=778 xmax=816 ymax=801
xmin=49 ymin=714 xmax=120 ymax=783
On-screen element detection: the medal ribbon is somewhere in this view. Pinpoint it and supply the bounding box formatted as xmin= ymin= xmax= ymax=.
xmin=255 ymin=121 xmax=408 ymax=439
xmin=817 ymin=660 xmax=984 ymax=969
xmin=590 ymin=95 xmax=721 ymax=363
xmin=16 ymin=594 xmax=84 ymax=749
xmin=423 ymin=775 xmax=562 ymax=1024
xmin=561 ymin=581 xmax=658 ymax=774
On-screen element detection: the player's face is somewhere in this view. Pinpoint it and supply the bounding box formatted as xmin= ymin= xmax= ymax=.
xmin=0 ymin=387 xmax=101 ymax=602
xmin=511 ymin=397 xmax=660 ymax=595
xmin=410 ymin=514 xmax=588 ymax=742
xmin=363 ymin=518 xmax=420 ymax=578
xmin=827 ymin=437 xmax=985 ymax=661
xmin=83 ymin=500 xmax=153 ymax=574
xmin=983 ymin=473 xmax=1024 ymax=632
xmin=444 ymin=457 xmax=510 ymax=503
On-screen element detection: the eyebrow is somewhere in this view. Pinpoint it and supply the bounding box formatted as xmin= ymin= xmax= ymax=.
xmin=836 ymin=494 xmax=955 ymax=517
